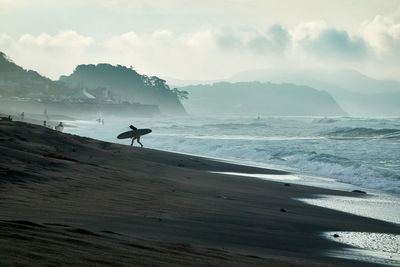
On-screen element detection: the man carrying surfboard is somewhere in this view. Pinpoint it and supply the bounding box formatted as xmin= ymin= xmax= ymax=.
xmin=117 ymin=125 xmax=152 ymax=148
xmin=129 ymin=124 xmax=143 ymax=147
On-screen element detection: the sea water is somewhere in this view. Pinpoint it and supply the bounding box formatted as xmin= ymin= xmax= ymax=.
xmin=64 ymin=115 xmax=400 ymax=195
xmin=63 ymin=115 xmax=400 ymax=264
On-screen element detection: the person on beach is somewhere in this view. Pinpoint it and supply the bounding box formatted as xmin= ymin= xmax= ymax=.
xmin=44 ymin=108 xmax=48 ymax=120
xmin=1 ymin=115 xmax=12 ymax=121
xmin=129 ymin=124 xmax=143 ymax=148
xmin=55 ymin=122 xmax=64 ymax=132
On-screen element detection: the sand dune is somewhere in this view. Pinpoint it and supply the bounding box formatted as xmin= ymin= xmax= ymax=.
xmin=0 ymin=120 xmax=398 ymax=266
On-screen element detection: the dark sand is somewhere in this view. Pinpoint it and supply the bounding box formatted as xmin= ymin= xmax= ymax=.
xmin=0 ymin=120 xmax=399 ymax=266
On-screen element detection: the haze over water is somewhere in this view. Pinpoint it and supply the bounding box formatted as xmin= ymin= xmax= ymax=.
xmin=2 ymin=1 xmax=400 ymax=266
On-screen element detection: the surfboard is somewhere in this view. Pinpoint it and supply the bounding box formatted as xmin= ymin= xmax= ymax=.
xmin=117 ymin=128 xmax=152 ymax=139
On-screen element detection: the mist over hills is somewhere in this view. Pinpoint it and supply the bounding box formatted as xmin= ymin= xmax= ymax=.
xmin=3 ymin=49 xmax=397 ymax=117
xmin=0 ymin=52 xmax=186 ymax=116
xmin=231 ymin=69 xmax=400 ymax=116
xmin=60 ymin=64 xmax=186 ymax=114
xmin=180 ymin=81 xmax=346 ymax=116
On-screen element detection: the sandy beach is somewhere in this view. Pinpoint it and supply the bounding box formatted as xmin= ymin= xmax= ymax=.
xmin=0 ymin=120 xmax=399 ymax=266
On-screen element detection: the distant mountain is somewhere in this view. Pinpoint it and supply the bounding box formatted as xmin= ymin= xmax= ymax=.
xmin=0 ymin=52 xmax=69 ymax=98
xmin=232 ymin=68 xmax=400 ymax=116
xmin=164 ymin=76 xmax=223 ymax=87
xmin=60 ymin=64 xmax=186 ymax=115
xmin=180 ymin=81 xmax=346 ymax=116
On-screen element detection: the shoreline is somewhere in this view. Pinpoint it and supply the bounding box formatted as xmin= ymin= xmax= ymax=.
xmin=62 ymin=116 xmax=400 ymax=197
xmin=1 ymin=120 xmax=399 ymax=266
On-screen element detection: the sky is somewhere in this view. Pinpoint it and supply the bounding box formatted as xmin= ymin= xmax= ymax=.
xmin=1 ymin=0 xmax=400 ymax=81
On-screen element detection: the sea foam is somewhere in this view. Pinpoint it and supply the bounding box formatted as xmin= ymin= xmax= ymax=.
xmin=65 ymin=116 xmax=400 ymax=194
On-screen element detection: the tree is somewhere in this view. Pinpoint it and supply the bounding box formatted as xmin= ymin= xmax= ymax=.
xmin=172 ymin=88 xmax=189 ymax=100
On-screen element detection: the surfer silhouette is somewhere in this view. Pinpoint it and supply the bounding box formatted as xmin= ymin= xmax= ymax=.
xmin=129 ymin=125 xmax=143 ymax=147
xmin=117 ymin=125 xmax=151 ymax=147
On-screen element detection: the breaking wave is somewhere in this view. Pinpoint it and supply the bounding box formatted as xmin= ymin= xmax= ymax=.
xmin=66 ymin=116 xmax=400 ymax=194
xmin=323 ymin=127 xmax=400 ymax=139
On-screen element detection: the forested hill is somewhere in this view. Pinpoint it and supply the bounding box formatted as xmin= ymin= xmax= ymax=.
xmin=0 ymin=52 xmax=68 ymax=98
xmin=0 ymin=52 xmax=41 ymax=76
xmin=180 ymin=81 xmax=346 ymax=116
xmin=59 ymin=64 xmax=186 ymax=114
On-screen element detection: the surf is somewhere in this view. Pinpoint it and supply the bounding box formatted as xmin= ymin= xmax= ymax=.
xmin=64 ymin=116 xmax=400 ymax=194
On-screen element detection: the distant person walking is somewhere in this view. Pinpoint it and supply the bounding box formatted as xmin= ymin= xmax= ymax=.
xmin=129 ymin=124 xmax=143 ymax=148
xmin=1 ymin=115 xmax=12 ymax=121
xmin=20 ymin=112 xmax=24 ymax=120
xmin=44 ymin=108 xmax=48 ymax=120
xmin=55 ymin=122 xmax=64 ymax=132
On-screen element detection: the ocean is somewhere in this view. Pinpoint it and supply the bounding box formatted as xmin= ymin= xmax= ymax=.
xmin=64 ymin=115 xmax=400 ymax=265
xmin=64 ymin=115 xmax=400 ymax=195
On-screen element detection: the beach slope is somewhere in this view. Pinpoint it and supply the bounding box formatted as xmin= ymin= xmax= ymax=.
xmin=0 ymin=120 xmax=398 ymax=266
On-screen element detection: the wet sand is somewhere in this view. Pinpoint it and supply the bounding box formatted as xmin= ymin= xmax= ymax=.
xmin=0 ymin=120 xmax=398 ymax=266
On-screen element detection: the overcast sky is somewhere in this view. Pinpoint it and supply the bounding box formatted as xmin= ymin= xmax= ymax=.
xmin=1 ymin=0 xmax=400 ymax=81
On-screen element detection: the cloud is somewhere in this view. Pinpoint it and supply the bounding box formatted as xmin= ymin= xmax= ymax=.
xmin=17 ymin=31 xmax=93 ymax=51
xmin=214 ymin=27 xmax=244 ymax=50
xmin=0 ymin=31 xmax=94 ymax=78
xmin=267 ymin=25 xmax=291 ymax=48
xmin=214 ymin=25 xmax=291 ymax=55
xmin=0 ymin=33 xmax=13 ymax=47
xmin=290 ymin=21 xmax=328 ymax=42
xmin=360 ymin=15 xmax=400 ymax=59
xmin=247 ymin=25 xmax=291 ymax=53
xmin=306 ymin=29 xmax=367 ymax=59
xmin=290 ymin=21 xmax=367 ymax=61
xmin=1 ymin=15 xmax=400 ymax=81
